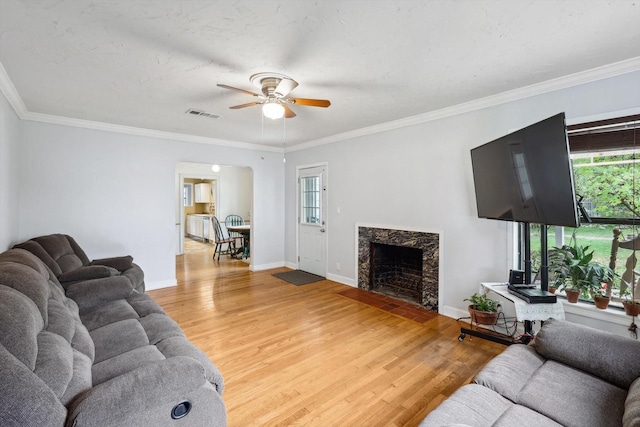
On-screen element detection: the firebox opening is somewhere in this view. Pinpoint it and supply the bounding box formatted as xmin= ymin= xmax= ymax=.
xmin=370 ymin=242 xmax=423 ymax=305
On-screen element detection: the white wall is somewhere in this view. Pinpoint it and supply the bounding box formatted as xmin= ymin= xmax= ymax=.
xmin=0 ymin=90 xmax=20 ymax=250
xmin=17 ymin=120 xmax=285 ymax=289
xmin=217 ymin=166 xmax=253 ymax=222
xmin=284 ymin=70 xmax=640 ymax=333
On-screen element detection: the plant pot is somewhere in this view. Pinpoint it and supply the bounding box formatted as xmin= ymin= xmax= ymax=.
xmin=468 ymin=305 xmax=499 ymax=325
xmin=623 ymin=301 xmax=640 ymax=317
xmin=549 ymin=286 xmax=557 ymax=294
xmin=593 ymin=295 xmax=610 ymax=309
xmin=565 ymin=289 xmax=580 ymax=303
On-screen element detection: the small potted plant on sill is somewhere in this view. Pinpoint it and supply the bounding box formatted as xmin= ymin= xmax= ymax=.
xmin=464 ymin=293 xmax=500 ymax=325
xmin=591 ymin=283 xmax=612 ymax=310
xmin=622 ymin=287 xmax=640 ymax=317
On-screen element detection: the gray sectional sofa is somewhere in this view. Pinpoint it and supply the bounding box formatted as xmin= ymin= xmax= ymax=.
xmin=0 ymin=234 xmax=226 ymax=426
xmin=422 ymin=318 xmax=640 ymax=426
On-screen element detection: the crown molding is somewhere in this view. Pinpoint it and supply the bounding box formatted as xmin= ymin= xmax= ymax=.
xmin=19 ymin=110 xmax=283 ymax=152
xmin=0 ymin=61 xmax=282 ymax=153
xmin=288 ymin=56 xmax=640 ymax=153
xmin=3 ymin=56 xmax=640 ymax=154
xmin=0 ymin=62 xmax=28 ymax=117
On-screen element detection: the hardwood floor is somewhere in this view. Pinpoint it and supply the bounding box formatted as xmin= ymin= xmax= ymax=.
xmin=147 ymin=240 xmax=505 ymax=426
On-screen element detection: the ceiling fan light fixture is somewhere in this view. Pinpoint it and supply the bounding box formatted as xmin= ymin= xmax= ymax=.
xmin=262 ymin=102 xmax=285 ymax=120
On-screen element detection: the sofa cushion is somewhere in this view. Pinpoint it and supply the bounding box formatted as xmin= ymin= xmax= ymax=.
xmin=45 ymin=299 xmax=76 ymax=342
xmin=139 ymin=313 xmax=186 ymax=345
xmin=474 ymin=344 xmax=545 ymax=402
xmin=12 ymin=239 xmax=64 ymax=276
xmin=420 ymin=384 xmax=513 ymax=426
xmin=156 ymin=336 xmax=225 ymax=393
xmin=65 ymin=276 xmax=138 ymax=310
xmin=60 ymin=350 xmax=93 ymax=405
xmin=31 ymin=234 xmax=90 ymax=273
xmin=92 ymin=345 xmax=166 ymax=386
xmin=0 ymin=343 xmax=67 ymax=427
xmin=90 ymin=319 xmax=149 ymax=364
xmin=127 ymin=293 xmax=166 ymax=317
xmin=80 ymin=299 xmax=142 ymax=332
xmin=535 ymin=318 xmax=640 ymax=389
xmin=34 ymin=331 xmax=74 ymax=400
xmin=58 ymin=265 xmax=119 ymax=284
xmin=71 ymin=319 xmax=95 ymax=362
xmin=0 ymin=262 xmax=51 ymax=321
xmin=0 ymin=248 xmax=56 ymax=281
xmin=90 ymin=255 xmax=133 ymax=272
xmin=518 ymin=359 xmax=626 ymax=427
xmin=624 ymin=377 xmax=640 ymax=427
xmin=494 ymin=404 xmax=562 ymax=427
xmin=0 ymin=286 xmax=43 ymax=369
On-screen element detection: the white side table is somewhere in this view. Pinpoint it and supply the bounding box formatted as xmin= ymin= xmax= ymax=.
xmin=480 ymin=282 xmax=565 ymax=323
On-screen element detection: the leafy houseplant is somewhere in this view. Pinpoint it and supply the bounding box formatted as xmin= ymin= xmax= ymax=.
xmin=548 ymin=241 xmax=615 ymax=304
xmin=464 ymin=293 xmax=500 ymax=325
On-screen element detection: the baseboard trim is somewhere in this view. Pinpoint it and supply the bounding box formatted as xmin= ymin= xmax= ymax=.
xmin=441 ymin=305 xmax=468 ymax=319
xmin=326 ymin=273 xmax=356 ymax=287
xmin=146 ymin=279 xmax=177 ymax=291
xmin=251 ymin=261 xmax=286 ymax=272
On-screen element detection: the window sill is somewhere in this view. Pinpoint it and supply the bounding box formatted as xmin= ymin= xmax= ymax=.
xmin=560 ymin=298 xmax=632 ymax=327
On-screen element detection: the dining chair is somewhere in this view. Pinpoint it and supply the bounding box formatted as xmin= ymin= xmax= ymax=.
xmin=211 ymin=216 xmax=236 ymax=261
xmin=225 ymin=214 xmax=245 ymax=247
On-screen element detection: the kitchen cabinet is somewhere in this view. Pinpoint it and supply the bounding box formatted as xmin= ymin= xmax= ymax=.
xmin=195 ymin=183 xmax=212 ymax=203
xmin=186 ymin=215 xmax=210 ymax=241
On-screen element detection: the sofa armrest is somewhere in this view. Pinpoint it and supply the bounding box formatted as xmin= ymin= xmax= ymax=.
xmin=65 ymin=276 xmax=136 ymax=309
xmin=90 ymin=255 xmax=133 ymax=272
xmin=66 ymin=356 xmax=226 ymax=427
xmin=535 ymin=318 xmax=640 ymax=389
xmin=58 ymin=265 xmax=119 ymax=284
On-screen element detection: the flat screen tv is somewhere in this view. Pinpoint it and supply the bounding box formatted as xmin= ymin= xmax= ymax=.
xmin=471 ymin=112 xmax=579 ymax=228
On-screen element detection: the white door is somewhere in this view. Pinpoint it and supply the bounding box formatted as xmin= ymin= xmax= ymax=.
xmin=298 ymin=166 xmax=327 ymax=277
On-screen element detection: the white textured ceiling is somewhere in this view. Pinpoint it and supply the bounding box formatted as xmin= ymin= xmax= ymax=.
xmin=1 ymin=0 xmax=640 ymax=148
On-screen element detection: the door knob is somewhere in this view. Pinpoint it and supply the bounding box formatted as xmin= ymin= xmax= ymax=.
xmin=320 ymin=228 xmax=326 ymax=233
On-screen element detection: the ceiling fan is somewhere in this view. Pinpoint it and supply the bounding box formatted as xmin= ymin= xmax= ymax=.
xmin=217 ymin=72 xmax=331 ymax=119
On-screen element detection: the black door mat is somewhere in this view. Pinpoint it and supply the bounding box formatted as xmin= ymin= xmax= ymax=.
xmin=272 ymin=270 xmax=325 ymax=286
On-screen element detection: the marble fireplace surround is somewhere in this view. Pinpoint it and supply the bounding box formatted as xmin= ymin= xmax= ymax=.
xmin=357 ymin=224 xmax=442 ymax=312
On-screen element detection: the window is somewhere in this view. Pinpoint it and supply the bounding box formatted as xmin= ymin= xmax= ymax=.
xmin=300 ymin=175 xmax=321 ymax=225
xmin=525 ymin=114 xmax=640 ymax=308
xmin=183 ymin=183 xmax=193 ymax=207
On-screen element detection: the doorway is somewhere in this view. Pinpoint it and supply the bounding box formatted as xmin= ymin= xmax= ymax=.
xmin=297 ymin=164 xmax=328 ymax=277
xmin=175 ymin=162 xmax=253 ymax=261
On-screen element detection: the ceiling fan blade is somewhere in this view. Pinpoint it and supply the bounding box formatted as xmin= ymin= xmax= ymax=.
xmin=274 ymin=78 xmax=299 ymax=98
xmin=229 ymin=102 xmax=263 ymax=109
xmin=217 ymin=84 xmax=261 ymax=97
xmin=290 ymin=98 xmax=331 ymax=108
xmin=283 ymin=104 xmax=296 ymax=118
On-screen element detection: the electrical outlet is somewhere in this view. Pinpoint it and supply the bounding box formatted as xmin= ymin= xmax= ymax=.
xmin=336 ymin=262 xmax=341 ymax=271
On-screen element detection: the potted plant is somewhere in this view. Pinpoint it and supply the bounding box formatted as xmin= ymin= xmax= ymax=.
xmin=591 ymin=283 xmax=612 ymax=310
xmin=622 ymin=287 xmax=640 ymax=316
xmin=548 ymin=242 xmax=615 ymax=304
xmin=464 ymin=293 xmax=500 ymax=325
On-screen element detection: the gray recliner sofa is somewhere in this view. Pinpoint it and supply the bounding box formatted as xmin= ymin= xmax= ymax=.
xmin=0 ymin=238 xmax=226 ymax=426
xmin=14 ymin=233 xmax=145 ymax=295
xmin=422 ymin=318 xmax=640 ymax=426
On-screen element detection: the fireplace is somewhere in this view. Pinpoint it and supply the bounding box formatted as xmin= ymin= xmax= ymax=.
xmin=370 ymin=243 xmax=423 ymax=302
xmin=358 ymin=225 xmax=440 ymax=311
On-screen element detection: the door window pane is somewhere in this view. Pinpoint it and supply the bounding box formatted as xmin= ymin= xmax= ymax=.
xmin=301 ymin=176 xmax=321 ymax=225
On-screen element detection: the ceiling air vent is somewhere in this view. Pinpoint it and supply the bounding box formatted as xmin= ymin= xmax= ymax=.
xmin=185 ymin=109 xmax=220 ymax=119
